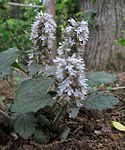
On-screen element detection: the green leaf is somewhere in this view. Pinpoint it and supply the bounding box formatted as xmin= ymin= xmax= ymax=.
xmin=0 ymin=48 xmax=18 ymax=77
xmin=44 ymin=65 xmax=56 ymax=76
xmin=0 ymin=67 xmax=12 ymax=79
xmin=33 ymin=129 xmax=48 ymax=144
xmin=84 ymin=93 xmax=119 ymax=111
xmin=91 ymin=0 xmax=96 ymax=3
xmin=0 ymin=0 xmax=7 ymax=9
xmin=11 ymin=76 xmax=55 ymax=114
xmin=116 ymin=39 xmax=125 ymax=46
xmin=86 ymin=72 xmax=117 ymax=87
xmin=12 ymin=113 xmax=36 ymax=139
xmin=28 ymin=62 xmax=56 ymax=77
xmin=122 ymin=30 xmax=125 ymax=35
xmin=60 ymin=126 xmax=70 ymax=141
xmin=68 ymin=103 xmax=80 ymax=118
xmin=107 ymin=85 xmax=113 ymax=91
xmin=28 ymin=62 xmax=41 ymax=76
xmin=88 ymin=87 xmax=98 ymax=93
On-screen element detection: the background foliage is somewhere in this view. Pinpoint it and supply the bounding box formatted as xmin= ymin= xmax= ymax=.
xmin=0 ymin=0 xmax=94 ymax=54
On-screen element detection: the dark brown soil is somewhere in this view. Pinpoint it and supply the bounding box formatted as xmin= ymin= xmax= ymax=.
xmin=0 ymin=74 xmax=125 ymax=150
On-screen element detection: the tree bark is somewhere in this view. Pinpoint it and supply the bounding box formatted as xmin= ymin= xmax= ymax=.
xmin=78 ymin=0 xmax=125 ymax=71
xmin=10 ymin=0 xmax=22 ymax=18
xmin=43 ymin=0 xmax=56 ymax=18
xmin=43 ymin=0 xmax=56 ymax=58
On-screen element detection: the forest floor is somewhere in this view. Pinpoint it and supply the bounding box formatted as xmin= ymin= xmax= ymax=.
xmin=0 ymin=73 xmax=125 ymax=150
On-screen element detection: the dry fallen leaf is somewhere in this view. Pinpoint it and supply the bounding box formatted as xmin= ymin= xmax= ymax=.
xmin=112 ymin=121 xmax=125 ymax=132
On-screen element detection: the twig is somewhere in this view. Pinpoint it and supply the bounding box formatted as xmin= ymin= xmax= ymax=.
xmin=112 ymin=86 xmax=125 ymax=90
xmin=8 ymin=2 xmax=43 ymax=8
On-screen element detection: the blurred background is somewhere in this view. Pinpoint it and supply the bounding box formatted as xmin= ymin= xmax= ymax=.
xmin=0 ymin=0 xmax=125 ymax=71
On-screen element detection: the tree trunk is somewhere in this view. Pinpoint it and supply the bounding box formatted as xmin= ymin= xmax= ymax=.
xmin=77 ymin=0 xmax=125 ymax=71
xmin=43 ymin=0 xmax=56 ymax=58
xmin=43 ymin=0 xmax=56 ymax=18
xmin=10 ymin=0 xmax=22 ymax=18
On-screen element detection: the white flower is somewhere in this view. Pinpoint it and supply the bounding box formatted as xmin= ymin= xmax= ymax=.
xmin=55 ymin=18 xmax=89 ymax=107
xmin=54 ymin=55 xmax=88 ymax=106
xmin=54 ymin=57 xmax=66 ymax=79
xmin=69 ymin=18 xmax=78 ymax=26
xmin=30 ymin=11 xmax=56 ymax=65
xmin=63 ymin=18 xmax=89 ymax=57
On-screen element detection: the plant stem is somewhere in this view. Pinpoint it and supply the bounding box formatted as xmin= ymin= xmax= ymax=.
xmin=0 ymin=109 xmax=11 ymax=121
xmin=52 ymin=102 xmax=67 ymax=127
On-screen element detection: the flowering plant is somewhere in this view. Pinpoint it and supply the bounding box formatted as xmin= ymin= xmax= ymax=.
xmin=0 ymin=10 xmax=118 ymax=145
xmin=54 ymin=18 xmax=89 ymax=109
xmin=12 ymin=14 xmax=89 ymax=142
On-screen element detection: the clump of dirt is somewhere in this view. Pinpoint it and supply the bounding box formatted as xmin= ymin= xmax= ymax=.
xmin=0 ymin=100 xmax=125 ymax=150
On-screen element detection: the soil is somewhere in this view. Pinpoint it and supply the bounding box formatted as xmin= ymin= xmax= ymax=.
xmin=0 ymin=74 xmax=125 ymax=150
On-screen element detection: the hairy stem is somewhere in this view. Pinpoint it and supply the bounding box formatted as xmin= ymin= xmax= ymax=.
xmin=0 ymin=109 xmax=11 ymax=121
xmin=52 ymin=102 xmax=67 ymax=127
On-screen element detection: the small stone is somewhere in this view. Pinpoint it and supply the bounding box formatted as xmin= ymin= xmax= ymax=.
xmin=94 ymin=130 xmax=102 ymax=135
